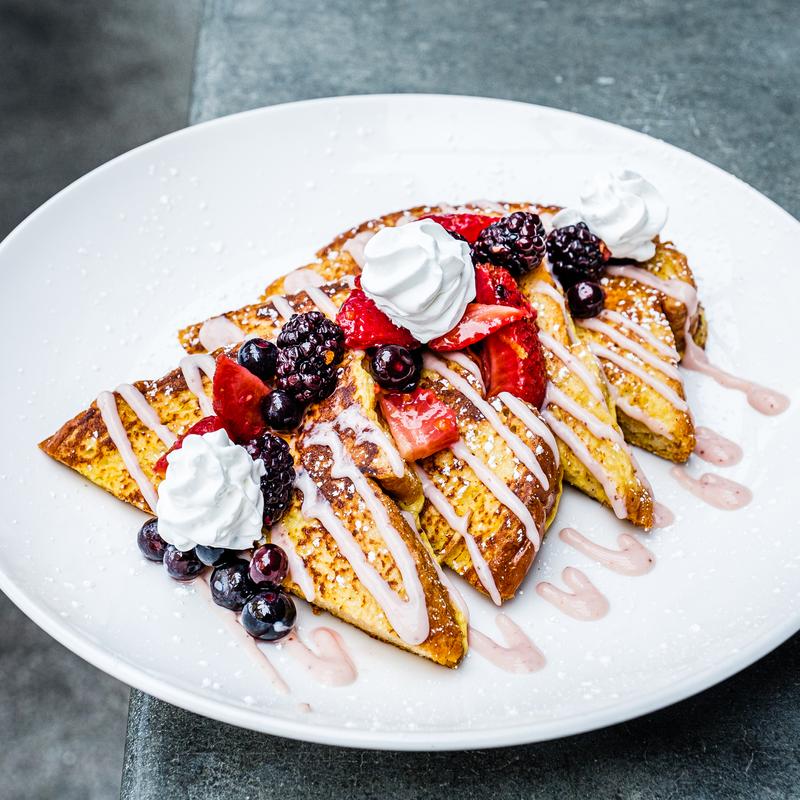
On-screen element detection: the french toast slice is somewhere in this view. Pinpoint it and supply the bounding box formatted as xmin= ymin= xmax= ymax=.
xmin=577 ymin=274 xmax=696 ymax=462
xmin=416 ymin=354 xmax=562 ymax=603
xmin=518 ymin=264 xmax=654 ymax=528
xmin=39 ymin=351 xmax=468 ymax=667
xmin=279 ymin=418 xmax=467 ymax=667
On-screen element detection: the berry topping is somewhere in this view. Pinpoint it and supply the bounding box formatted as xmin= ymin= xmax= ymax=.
xmin=420 ymin=213 xmax=496 ymax=244
xmin=137 ymin=518 xmax=167 ymax=562
xmin=275 ymin=312 xmax=345 ymax=404
xmin=210 ymin=559 xmax=257 ymax=611
xmin=472 ymin=212 xmax=546 ymax=278
xmin=566 ymin=280 xmax=606 ymax=319
xmin=154 ymin=416 xmax=225 ymax=475
xmin=249 ymin=543 xmax=289 ymax=586
xmin=212 ymin=355 xmax=269 ymax=442
xmin=336 ymin=287 xmax=420 ymax=349
xmin=474 ymin=263 xmax=528 ymax=309
xmin=244 ymin=432 xmax=296 ymax=527
xmin=196 ymin=545 xmax=231 ymax=567
xmin=241 ymin=587 xmax=297 ymax=641
xmin=237 ymin=338 xmax=278 ymax=382
xmin=428 ymin=303 xmax=526 ymax=351
xmin=481 ymin=318 xmax=548 ymax=408
xmin=262 ymin=389 xmax=304 ymax=431
xmin=546 ymin=222 xmax=607 ymax=287
xmin=163 ymin=545 xmax=205 ymax=582
xmin=369 ymin=345 xmax=422 ymax=392
xmin=379 ymin=388 xmax=459 ymax=462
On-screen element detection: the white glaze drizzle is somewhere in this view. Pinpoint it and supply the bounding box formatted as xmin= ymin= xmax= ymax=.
xmin=198 ymin=316 xmax=244 ymax=351
xmin=412 ymin=464 xmax=501 ymax=606
xmin=608 ymin=383 xmax=675 ymax=440
xmin=179 ymin=354 xmax=216 ymax=417
xmin=299 ymin=424 xmax=430 ymax=645
xmin=334 ymin=406 xmax=405 ymax=479
xmin=270 ymin=523 xmax=315 ymax=602
xmin=537 ymin=330 xmax=606 ymax=405
xmin=423 ymin=354 xmax=546 ymax=485
xmin=303 ymin=285 xmax=339 ymax=319
xmin=496 ymin=391 xmax=560 ymax=469
xmin=541 ymin=408 xmax=628 ymax=519
xmin=588 ymin=343 xmax=689 ymax=411
xmin=536 ymin=567 xmax=610 ymax=621
xmin=444 ymin=351 xmax=485 ymax=392
xmin=114 ymin=383 xmax=177 ymax=446
xmin=268 ymin=294 xmax=296 ymax=322
xmin=468 ymin=614 xmax=546 ymax=673
xmin=528 ymin=280 xmax=579 ymax=344
xmin=599 ymin=309 xmax=680 ymax=360
xmin=559 ymin=528 xmax=655 ymax=576
xmin=450 ymin=439 xmax=541 ymax=549
xmin=96 ymin=390 xmax=160 ymax=512
xmin=281 ymin=627 xmax=357 ymax=687
xmin=282 ymin=267 xmax=326 ymax=294
xmin=577 ymin=316 xmax=682 ymax=381
xmin=605 ymin=265 xmax=699 ymax=316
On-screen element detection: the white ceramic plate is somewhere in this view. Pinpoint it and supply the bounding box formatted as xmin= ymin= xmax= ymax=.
xmin=1 ymin=95 xmax=798 ymax=751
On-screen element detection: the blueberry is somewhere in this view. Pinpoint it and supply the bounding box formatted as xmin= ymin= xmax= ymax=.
xmin=262 ymin=389 xmax=304 ymax=431
xmin=210 ymin=560 xmax=257 ymax=610
xmin=566 ymin=280 xmax=606 ymax=319
xmin=195 ymin=545 xmax=231 ymax=567
xmin=241 ymin=587 xmax=296 ymax=641
xmin=237 ymin=338 xmax=278 ymax=382
xmin=137 ymin=518 xmax=167 ymax=562
xmin=250 ymin=543 xmax=289 ymax=586
xmin=163 ymin=545 xmax=205 ymax=581
xmin=369 ymin=345 xmax=422 ymax=392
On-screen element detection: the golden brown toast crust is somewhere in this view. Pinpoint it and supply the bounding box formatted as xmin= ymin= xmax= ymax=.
xmin=585 ymin=275 xmax=696 ymax=462
xmin=285 ymin=435 xmax=467 ymax=667
xmin=417 ymin=359 xmax=561 ymax=601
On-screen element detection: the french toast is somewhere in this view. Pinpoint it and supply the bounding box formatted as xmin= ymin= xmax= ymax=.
xmin=40 ymin=350 xmax=468 ymax=667
xmin=180 ymin=286 xmax=563 ymax=603
xmin=578 ymin=272 xmax=696 ymax=462
xmin=518 ymin=262 xmax=654 ymax=527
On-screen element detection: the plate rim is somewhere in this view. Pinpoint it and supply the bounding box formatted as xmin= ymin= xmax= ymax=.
xmin=1 ymin=92 xmax=798 ymax=751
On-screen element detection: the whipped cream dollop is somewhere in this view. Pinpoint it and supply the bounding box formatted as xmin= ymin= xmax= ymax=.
xmin=552 ymin=169 xmax=668 ymax=261
xmin=156 ymin=429 xmax=266 ymax=552
xmin=361 ymin=219 xmax=476 ymax=342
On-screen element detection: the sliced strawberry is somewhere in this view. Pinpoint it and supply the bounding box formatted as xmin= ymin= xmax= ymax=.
xmin=379 ymin=388 xmax=459 ymax=461
xmin=336 ymin=288 xmax=419 ymax=349
xmin=428 ymin=303 xmax=526 ymax=351
xmin=154 ymin=416 xmax=225 ymax=475
xmin=474 ymin=263 xmax=529 ymax=310
xmin=421 ymin=213 xmax=497 ymax=245
xmin=481 ymin=318 xmax=548 ymax=408
xmin=212 ymin=355 xmax=269 ymax=442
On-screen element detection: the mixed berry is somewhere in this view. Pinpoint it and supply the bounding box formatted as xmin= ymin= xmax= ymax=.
xmin=546 ymin=222 xmax=607 ymax=288
xmin=244 ymin=432 xmax=296 ymax=527
xmin=472 ymin=211 xmax=547 ymax=278
xmin=369 ymin=345 xmax=422 ymax=392
xmin=566 ymin=280 xmax=606 ymax=319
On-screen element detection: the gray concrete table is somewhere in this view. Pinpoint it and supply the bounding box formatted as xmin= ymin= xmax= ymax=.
xmin=121 ymin=1 xmax=800 ymax=797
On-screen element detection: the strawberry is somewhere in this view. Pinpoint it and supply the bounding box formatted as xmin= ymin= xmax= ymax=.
xmin=379 ymin=388 xmax=459 ymax=461
xmin=428 ymin=303 xmax=526 ymax=351
xmin=481 ymin=318 xmax=548 ymax=408
xmin=474 ymin=263 xmax=529 ymax=310
xmin=154 ymin=416 xmax=225 ymax=475
xmin=336 ymin=287 xmax=419 ymax=349
xmin=420 ymin=213 xmax=497 ymax=244
xmin=212 ymin=355 xmax=269 ymax=442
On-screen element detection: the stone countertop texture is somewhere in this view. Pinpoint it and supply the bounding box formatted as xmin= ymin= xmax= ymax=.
xmin=121 ymin=0 xmax=800 ymax=797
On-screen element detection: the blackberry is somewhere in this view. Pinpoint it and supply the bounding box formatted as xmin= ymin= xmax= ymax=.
xmin=276 ymin=312 xmax=345 ymax=404
xmin=566 ymin=280 xmax=606 ymax=319
xmin=472 ymin=212 xmax=546 ymax=278
xmin=369 ymin=345 xmax=422 ymax=392
xmin=244 ymin=432 xmax=296 ymax=527
xmin=546 ymin=223 xmax=606 ymax=288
